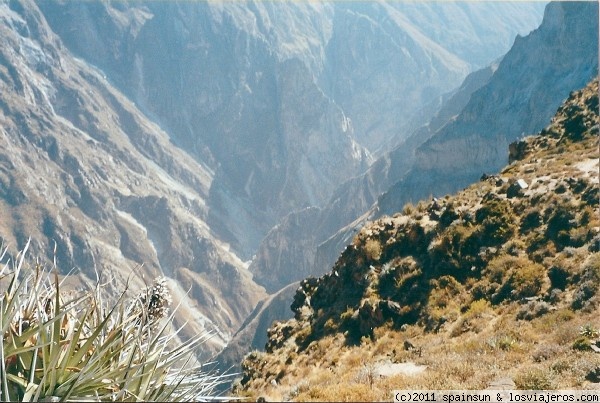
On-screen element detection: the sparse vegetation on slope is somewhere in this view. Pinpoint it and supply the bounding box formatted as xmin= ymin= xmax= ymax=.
xmin=0 ymin=240 xmax=227 ymax=402
xmin=236 ymin=80 xmax=600 ymax=401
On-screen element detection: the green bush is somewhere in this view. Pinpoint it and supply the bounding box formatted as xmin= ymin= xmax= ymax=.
xmin=520 ymin=210 xmax=542 ymax=233
xmin=545 ymin=204 xmax=576 ymax=249
xmin=509 ymin=262 xmax=546 ymax=299
xmin=487 ymin=255 xmax=547 ymax=302
xmin=378 ymin=257 xmax=421 ymax=300
xmin=548 ymin=264 xmax=569 ymax=290
xmin=428 ymin=225 xmax=478 ymax=279
xmin=0 ymin=241 xmax=225 ymax=402
xmin=474 ymin=198 xmax=516 ymax=245
xmin=438 ymin=203 xmax=460 ymax=228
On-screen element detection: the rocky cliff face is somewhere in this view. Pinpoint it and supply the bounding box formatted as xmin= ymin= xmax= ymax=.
xmin=38 ymin=0 xmax=365 ymax=258
xmin=379 ymin=0 xmax=599 ymax=216
xmin=248 ymin=32 xmax=530 ymax=295
xmin=38 ymin=0 xmax=545 ymax=260
xmin=0 ymin=0 xmax=266 ymax=357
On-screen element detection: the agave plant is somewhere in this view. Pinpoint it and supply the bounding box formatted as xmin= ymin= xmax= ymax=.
xmin=580 ymin=323 xmax=599 ymax=339
xmin=0 ymin=240 xmax=229 ymax=402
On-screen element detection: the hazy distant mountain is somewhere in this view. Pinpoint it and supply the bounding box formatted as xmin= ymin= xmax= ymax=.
xmin=248 ymin=63 xmax=496 ymax=294
xmin=39 ymin=1 xmax=546 ymax=260
xmin=320 ymin=1 xmax=547 ymax=153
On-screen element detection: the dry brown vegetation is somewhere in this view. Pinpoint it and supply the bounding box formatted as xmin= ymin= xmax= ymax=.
xmin=235 ymin=80 xmax=600 ymax=401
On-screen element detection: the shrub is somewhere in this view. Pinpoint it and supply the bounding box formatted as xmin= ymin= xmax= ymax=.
xmin=403 ymin=202 xmax=415 ymax=215
xmin=340 ymin=307 xmax=356 ymax=323
xmin=428 ymin=225 xmax=478 ymax=279
xmin=428 ymin=276 xmax=463 ymax=309
xmin=487 ymin=334 xmax=517 ymax=351
xmin=514 ymin=368 xmax=554 ymax=390
xmin=488 ymin=255 xmax=547 ymax=302
xmin=324 ymin=318 xmax=338 ymax=332
xmin=295 ymin=324 xmax=313 ymax=346
xmin=579 ymin=205 xmax=595 ymax=224
xmin=470 ymin=281 xmax=495 ymax=301
xmin=509 ymin=262 xmax=547 ymax=299
xmin=545 ymin=204 xmax=576 ymax=249
xmin=364 ymin=238 xmax=382 ymax=261
xmin=571 ymin=254 xmax=600 ymax=310
xmin=572 ymin=336 xmax=592 ymax=351
xmin=505 ymin=239 xmax=526 ymax=257
xmin=548 ymin=264 xmax=569 ymax=290
xmin=579 ymin=324 xmax=599 ymax=338
xmin=378 ymin=257 xmax=422 ymax=301
xmin=571 ymin=281 xmax=597 ymax=310
xmin=532 ymin=345 xmax=563 ymax=363
xmin=0 ymin=241 xmax=225 ymax=402
xmin=474 ymin=198 xmax=516 ymax=245
xmin=465 ymin=299 xmax=491 ymax=319
xmin=520 ymin=210 xmax=542 ymax=233
xmin=516 ymin=300 xmax=550 ymax=321
xmin=438 ymin=204 xmax=460 ymax=228
xmin=567 ymin=227 xmax=592 ymax=247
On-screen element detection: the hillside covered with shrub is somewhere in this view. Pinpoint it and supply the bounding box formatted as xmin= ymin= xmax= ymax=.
xmin=237 ymin=79 xmax=600 ymax=401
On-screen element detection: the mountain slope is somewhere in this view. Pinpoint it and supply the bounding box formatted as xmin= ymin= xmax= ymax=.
xmin=0 ymin=0 xmax=266 ymax=356
xmin=214 ymin=281 xmax=299 ymax=378
xmin=0 ymin=0 xmax=548 ymax=365
xmin=248 ymin=63 xmax=497 ymax=293
xmin=378 ymin=0 xmax=599 ymax=216
xmin=38 ymin=0 xmax=371 ymax=259
xmin=320 ymin=1 xmax=546 ymax=153
xmin=38 ymin=1 xmax=546 ymax=260
xmin=249 ymin=0 xmax=592 ymax=296
xmin=238 ymin=78 xmax=600 ymax=401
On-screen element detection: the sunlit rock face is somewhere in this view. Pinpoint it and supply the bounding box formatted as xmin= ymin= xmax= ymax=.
xmin=244 ymin=2 xmax=548 ymax=292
